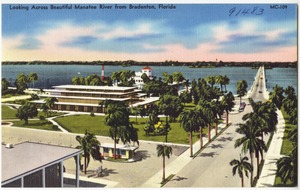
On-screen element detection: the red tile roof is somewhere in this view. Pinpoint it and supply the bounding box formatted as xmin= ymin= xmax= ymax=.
xmin=143 ymin=66 xmax=152 ymax=70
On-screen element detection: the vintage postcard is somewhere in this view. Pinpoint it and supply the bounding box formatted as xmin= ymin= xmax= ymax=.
xmin=1 ymin=1 xmax=298 ymax=188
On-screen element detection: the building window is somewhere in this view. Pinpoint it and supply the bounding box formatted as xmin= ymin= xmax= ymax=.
xmin=103 ymin=148 xmax=109 ymax=153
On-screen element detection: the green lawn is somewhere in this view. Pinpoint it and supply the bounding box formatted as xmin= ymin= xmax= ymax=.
xmin=2 ymin=105 xmax=18 ymax=119
xmin=280 ymin=109 xmax=295 ymax=155
xmin=11 ymin=120 xmax=60 ymax=131
xmin=2 ymin=105 xmax=64 ymax=120
xmin=273 ymin=108 xmax=296 ymax=187
xmin=55 ymin=115 xmax=209 ymax=144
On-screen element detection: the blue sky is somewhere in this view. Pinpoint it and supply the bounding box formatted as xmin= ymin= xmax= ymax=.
xmin=2 ymin=4 xmax=297 ymax=62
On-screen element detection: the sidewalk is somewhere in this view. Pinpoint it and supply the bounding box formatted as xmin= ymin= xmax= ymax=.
xmin=140 ymin=122 xmax=228 ymax=187
xmin=256 ymin=109 xmax=285 ymax=187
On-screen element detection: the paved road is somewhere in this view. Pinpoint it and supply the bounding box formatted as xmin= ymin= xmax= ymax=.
xmin=164 ymin=98 xmax=265 ymax=187
xmin=251 ymin=69 xmax=266 ymax=101
xmin=164 ymin=68 xmax=269 ymax=187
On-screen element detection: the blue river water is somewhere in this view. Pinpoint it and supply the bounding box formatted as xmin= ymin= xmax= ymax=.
xmin=1 ymin=65 xmax=297 ymax=93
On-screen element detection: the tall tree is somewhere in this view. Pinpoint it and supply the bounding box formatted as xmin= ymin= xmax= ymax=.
xmin=198 ymin=99 xmax=214 ymax=142
xmin=104 ymin=100 xmax=138 ymax=159
xmin=276 ymin=152 xmax=297 ymax=185
xmin=2 ymin=78 xmax=10 ymax=93
xmin=16 ymin=102 xmax=38 ymax=124
xmin=234 ymin=122 xmax=266 ymax=186
xmin=45 ymin=97 xmax=58 ymax=116
xmin=15 ymin=73 xmax=28 ymax=94
xmin=220 ymin=92 xmax=235 ymax=126
xmin=209 ymin=100 xmax=223 ymax=136
xmin=243 ymin=99 xmax=278 ymax=143
xmin=269 ymin=84 xmax=284 ymax=109
xmin=215 ymin=75 xmax=224 ymax=92
xmin=230 ymin=154 xmax=253 ymax=187
xmin=223 ymin=75 xmax=230 ymax=92
xmin=173 ymin=71 xmax=185 ymax=84
xmin=195 ymin=102 xmax=211 ymax=149
xmin=156 ymin=144 xmax=173 ymax=181
xmin=191 ymin=79 xmax=200 ymax=104
xmin=158 ymin=95 xmax=183 ymax=122
xmin=205 ymin=76 xmax=216 ymax=87
xmin=236 ymin=80 xmax=248 ymax=104
xmin=76 ymin=130 xmax=102 ymax=174
xmin=179 ymin=109 xmax=201 ymax=157
xmin=162 ymin=72 xmax=173 ymax=84
xmin=28 ymin=72 xmax=39 ymax=88
xmin=111 ymin=72 xmax=120 ymax=85
xmin=72 ymin=76 xmax=81 ymax=85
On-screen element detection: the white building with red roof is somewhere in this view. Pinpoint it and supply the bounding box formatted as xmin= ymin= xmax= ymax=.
xmin=133 ymin=66 xmax=153 ymax=89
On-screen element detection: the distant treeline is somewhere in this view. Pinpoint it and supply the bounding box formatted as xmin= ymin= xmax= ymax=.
xmin=2 ymin=60 xmax=297 ymax=68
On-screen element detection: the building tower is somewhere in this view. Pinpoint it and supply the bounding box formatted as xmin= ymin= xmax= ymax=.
xmin=101 ymin=65 xmax=105 ymax=80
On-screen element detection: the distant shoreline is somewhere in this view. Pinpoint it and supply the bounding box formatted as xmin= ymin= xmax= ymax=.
xmin=2 ymin=61 xmax=297 ymax=68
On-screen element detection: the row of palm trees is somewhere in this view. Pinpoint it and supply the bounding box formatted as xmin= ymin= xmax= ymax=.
xmin=232 ymin=98 xmax=278 ymax=187
xmin=272 ymin=85 xmax=297 ymax=186
xmin=72 ymin=74 xmax=112 ymax=86
xmin=180 ymin=76 xmax=236 ymax=157
xmin=2 ymin=72 xmax=39 ymax=94
xmin=205 ymin=75 xmax=230 ymax=92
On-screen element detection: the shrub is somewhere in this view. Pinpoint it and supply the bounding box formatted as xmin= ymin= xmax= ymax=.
xmin=39 ymin=115 xmax=45 ymax=120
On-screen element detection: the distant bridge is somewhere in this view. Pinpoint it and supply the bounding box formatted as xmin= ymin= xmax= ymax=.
xmin=247 ymin=66 xmax=269 ymax=101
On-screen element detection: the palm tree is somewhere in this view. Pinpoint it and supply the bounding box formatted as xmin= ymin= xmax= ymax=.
xmin=215 ymin=75 xmax=223 ymax=92
xmin=157 ymin=144 xmax=173 ymax=182
xmin=223 ymin=75 xmax=230 ymax=92
xmin=72 ymin=76 xmax=81 ymax=85
xmin=104 ymin=100 xmax=138 ymax=159
xmin=44 ymin=97 xmax=58 ymax=116
xmin=243 ymin=99 xmax=278 ymax=144
xmin=282 ymin=86 xmax=297 ymax=117
xmin=184 ymin=79 xmax=191 ymax=92
xmin=230 ymin=154 xmax=253 ymax=187
xmin=179 ymin=109 xmax=200 ymax=157
xmin=173 ymin=71 xmax=185 ymax=84
xmin=195 ymin=102 xmax=211 ymax=149
xmin=162 ymin=72 xmax=173 ymax=84
xmin=198 ymin=99 xmax=214 ymax=142
xmin=209 ymin=100 xmax=223 ymax=136
xmin=220 ymin=92 xmax=235 ymax=126
xmin=76 ymin=130 xmax=101 ymax=174
xmin=276 ymin=154 xmax=297 ymax=185
xmin=2 ymin=78 xmax=10 ymax=93
xmin=269 ymin=84 xmax=284 ymax=109
xmin=236 ymin=80 xmax=248 ymax=104
xmin=111 ymin=72 xmax=119 ymax=85
xmin=28 ymin=72 xmax=38 ymax=88
xmin=205 ymin=76 xmax=216 ymax=87
xmin=15 ymin=73 xmax=28 ymax=94
xmin=234 ymin=122 xmax=267 ymax=186
xmin=90 ymin=76 xmax=102 ymax=86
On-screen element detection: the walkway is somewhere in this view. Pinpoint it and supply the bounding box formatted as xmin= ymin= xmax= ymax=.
xmin=256 ymin=109 xmax=285 ymax=187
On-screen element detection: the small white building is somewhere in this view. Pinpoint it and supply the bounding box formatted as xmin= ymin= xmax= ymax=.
xmin=133 ymin=66 xmax=153 ymax=89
